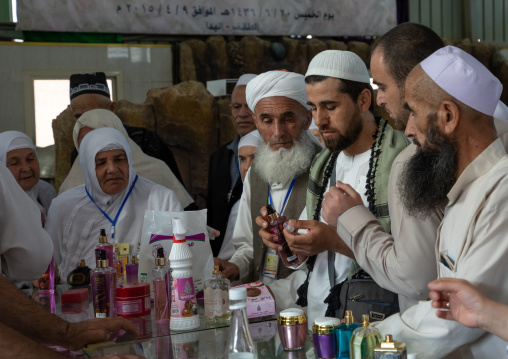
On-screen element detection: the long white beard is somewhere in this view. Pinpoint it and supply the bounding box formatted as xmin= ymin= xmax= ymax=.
xmin=253 ymin=131 xmax=315 ymax=185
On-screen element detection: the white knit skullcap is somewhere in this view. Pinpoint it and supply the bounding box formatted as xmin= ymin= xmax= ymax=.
xmin=420 ymin=46 xmax=502 ymax=116
xmin=0 ymin=131 xmax=36 ymax=164
xmin=246 ymin=71 xmax=310 ymax=112
xmin=305 ymin=50 xmax=370 ymax=83
xmin=238 ymin=130 xmax=261 ymax=149
xmin=236 ymin=74 xmax=257 ymax=87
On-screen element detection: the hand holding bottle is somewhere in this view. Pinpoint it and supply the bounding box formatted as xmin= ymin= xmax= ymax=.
xmin=214 ymin=257 xmax=240 ymax=281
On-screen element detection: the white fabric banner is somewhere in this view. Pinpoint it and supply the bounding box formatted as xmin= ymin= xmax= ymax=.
xmin=16 ymin=0 xmax=396 ymax=37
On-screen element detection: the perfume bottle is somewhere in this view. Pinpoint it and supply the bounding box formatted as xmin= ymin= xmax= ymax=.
xmin=153 ymin=247 xmax=171 ymax=322
xmin=113 ymin=244 xmax=124 ymax=286
xmin=312 ymin=317 xmax=341 ymax=359
xmin=126 ymin=251 xmax=140 ymax=284
xmin=95 ymin=229 xmax=114 ymax=267
xmin=67 ymin=259 xmax=91 ymax=287
xmin=373 ymin=335 xmax=407 ymax=359
xmin=265 ymin=205 xmax=304 ymax=267
xmin=335 ymin=310 xmax=362 ymax=359
xmin=204 ymin=264 xmax=230 ymax=322
xmin=38 ymin=257 xmax=55 ymax=294
xmin=350 ymin=315 xmax=382 ymax=359
xmin=226 ymin=287 xmax=257 ymax=358
xmin=90 ymin=249 xmax=116 ymax=318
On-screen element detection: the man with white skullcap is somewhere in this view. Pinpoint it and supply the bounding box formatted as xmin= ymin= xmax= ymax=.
xmin=46 ymin=128 xmax=183 ymax=281
xmin=207 ymin=74 xmax=257 ymax=258
xmin=215 ymin=70 xmax=323 ymax=283
xmin=359 ymin=46 xmax=508 ymax=357
xmin=257 ymin=51 xmax=409 ymax=327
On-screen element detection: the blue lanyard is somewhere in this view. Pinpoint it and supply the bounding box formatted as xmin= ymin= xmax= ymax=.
xmin=268 ymin=176 xmax=296 ymax=216
xmin=85 ymin=175 xmax=138 ymax=239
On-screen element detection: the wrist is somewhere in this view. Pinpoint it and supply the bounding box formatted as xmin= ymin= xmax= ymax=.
xmin=479 ymin=298 xmax=503 ymax=334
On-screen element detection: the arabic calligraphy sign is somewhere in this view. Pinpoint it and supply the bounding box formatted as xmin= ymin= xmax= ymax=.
xmin=16 ymin=0 xmax=396 ymax=37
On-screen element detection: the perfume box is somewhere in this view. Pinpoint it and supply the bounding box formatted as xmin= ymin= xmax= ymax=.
xmin=232 ymin=281 xmax=276 ymax=319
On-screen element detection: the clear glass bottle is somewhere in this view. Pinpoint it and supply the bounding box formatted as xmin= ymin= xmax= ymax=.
xmin=153 ymin=247 xmax=171 ymax=322
xmin=350 ymin=314 xmax=382 ymax=359
xmin=90 ymin=249 xmax=116 ymax=318
xmin=265 ymin=205 xmax=304 ymax=267
xmin=335 ymin=310 xmax=361 ymax=358
xmin=113 ymin=244 xmax=124 ymax=286
xmin=204 ymin=264 xmax=230 ymax=323
xmin=226 ymin=287 xmax=257 ymax=358
xmin=95 ymin=228 xmax=113 ymax=267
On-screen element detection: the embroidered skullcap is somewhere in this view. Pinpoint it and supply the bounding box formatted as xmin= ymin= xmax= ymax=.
xmin=70 ymin=72 xmax=110 ymax=100
xmin=420 ymin=46 xmax=502 ymax=116
xmin=246 ymin=70 xmax=310 ymax=112
xmin=494 ymin=101 xmax=508 ymax=121
xmin=0 ymin=131 xmax=36 ymax=164
xmin=236 ymin=74 xmax=257 ymax=87
xmin=305 ymin=50 xmax=370 ymax=83
xmin=238 ymin=130 xmax=261 ymax=149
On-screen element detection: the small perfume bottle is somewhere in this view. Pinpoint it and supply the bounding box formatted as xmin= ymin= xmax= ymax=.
xmin=95 ymin=229 xmax=114 ymax=267
xmin=266 ymin=205 xmax=304 ymax=267
xmin=312 ymin=317 xmax=341 ymax=359
xmin=350 ymin=315 xmax=383 ymax=359
xmin=373 ymin=335 xmax=407 ymax=359
xmin=335 ymin=310 xmax=362 ymax=358
xmin=66 ymin=259 xmax=91 ymax=287
xmin=153 ymin=247 xmax=171 ymax=322
xmin=38 ymin=257 xmax=55 ymax=294
xmin=90 ymin=249 xmax=116 ymax=318
xmin=204 ymin=265 xmax=230 ymax=322
xmin=126 ymin=252 xmax=139 ymax=284
xmin=226 ymin=287 xmax=256 ymax=358
xmin=113 ymin=244 xmax=124 ymax=286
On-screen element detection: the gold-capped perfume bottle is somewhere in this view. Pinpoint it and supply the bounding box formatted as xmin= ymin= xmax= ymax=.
xmin=373 ymin=335 xmax=407 ymax=359
xmin=350 ymin=314 xmax=383 ymax=359
xmin=204 ymin=265 xmax=230 ymax=323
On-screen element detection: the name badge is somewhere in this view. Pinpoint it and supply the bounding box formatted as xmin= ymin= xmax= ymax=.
xmin=263 ymin=252 xmax=279 ymax=279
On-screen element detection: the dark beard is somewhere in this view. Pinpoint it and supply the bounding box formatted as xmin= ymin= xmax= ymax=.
xmin=321 ymin=108 xmax=363 ymax=153
xmin=397 ymin=115 xmax=457 ymax=219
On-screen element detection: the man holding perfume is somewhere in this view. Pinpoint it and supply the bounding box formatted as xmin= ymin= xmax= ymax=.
xmin=216 ymin=70 xmax=323 ymax=284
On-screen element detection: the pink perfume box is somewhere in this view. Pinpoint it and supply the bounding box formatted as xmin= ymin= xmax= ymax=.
xmin=232 ymin=281 xmax=276 ymax=319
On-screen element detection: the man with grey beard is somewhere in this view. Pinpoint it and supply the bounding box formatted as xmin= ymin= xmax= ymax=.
xmin=214 ymin=70 xmax=323 ymax=283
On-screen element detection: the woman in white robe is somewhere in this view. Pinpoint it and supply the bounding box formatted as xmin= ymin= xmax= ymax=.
xmin=45 ymin=127 xmax=183 ymax=281
xmin=0 ymin=131 xmax=56 ymax=221
xmin=58 ymin=109 xmax=194 ymax=209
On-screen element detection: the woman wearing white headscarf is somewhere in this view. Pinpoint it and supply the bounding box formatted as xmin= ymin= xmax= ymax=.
xmin=45 ymin=127 xmax=183 ymax=281
xmin=58 ymin=109 xmax=195 ymax=209
xmin=0 ymin=131 xmax=56 ymax=221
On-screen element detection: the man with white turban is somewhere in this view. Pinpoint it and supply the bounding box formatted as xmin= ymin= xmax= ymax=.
xmin=207 ymin=74 xmax=257 ymax=258
xmin=46 ymin=127 xmax=182 ymax=281
xmin=0 ymin=131 xmax=56 ymax=221
xmin=58 ymin=109 xmax=195 ymax=210
xmin=215 ymin=70 xmax=323 ymax=284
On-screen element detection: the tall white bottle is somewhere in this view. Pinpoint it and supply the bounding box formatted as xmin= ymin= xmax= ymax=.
xmin=169 ymin=218 xmax=200 ymax=330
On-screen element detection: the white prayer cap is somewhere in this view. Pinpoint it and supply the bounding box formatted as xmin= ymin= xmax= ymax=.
xmin=236 ymin=74 xmax=257 ymax=87
xmin=420 ymin=45 xmax=502 ymax=116
xmin=494 ymin=101 xmax=508 ymax=121
xmin=73 ymin=109 xmax=129 ymax=151
xmin=246 ymin=70 xmax=310 ymax=112
xmin=305 ymin=50 xmax=370 ymax=83
xmin=238 ymin=130 xmax=261 ymax=149
xmin=0 ymin=131 xmax=36 ymax=164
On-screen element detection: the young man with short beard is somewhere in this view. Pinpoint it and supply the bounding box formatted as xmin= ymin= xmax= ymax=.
xmin=258 ymin=51 xmax=409 ymax=327
xmin=214 ymin=71 xmax=323 ymax=284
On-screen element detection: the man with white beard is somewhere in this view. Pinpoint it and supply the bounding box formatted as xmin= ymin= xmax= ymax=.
xmin=214 ymin=70 xmax=323 ymax=283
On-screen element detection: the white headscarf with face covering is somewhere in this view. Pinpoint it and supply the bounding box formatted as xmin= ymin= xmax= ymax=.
xmin=45 ymin=127 xmax=183 ymax=281
xmin=0 ymin=131 xmax=56 ymax=219
xmin=58 ymin=109 xmax=194 ymax=208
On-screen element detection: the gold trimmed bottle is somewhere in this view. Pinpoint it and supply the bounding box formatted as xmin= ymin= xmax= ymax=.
xmin=350 ymin=314 xmax=382 ymax=359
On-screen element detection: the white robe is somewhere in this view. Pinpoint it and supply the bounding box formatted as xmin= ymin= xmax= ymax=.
xmin=45 ymin=127 xmax=182 ymax=281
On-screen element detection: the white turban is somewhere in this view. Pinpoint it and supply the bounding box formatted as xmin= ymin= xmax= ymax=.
xmin=0 ymin=131 xmax=36 ymax=164
xmin=238 ymin=130 xmax=261 ymax=149
xmin=246 ymin=71 xmax=310 ymax=112
xmin=236 ymin=74 xmax=257 ymax=87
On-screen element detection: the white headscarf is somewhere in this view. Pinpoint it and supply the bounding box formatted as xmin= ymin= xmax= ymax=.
xmin=59 ymin=109 xmax=194 ymax=208
xmin=0 ymin=131 xmax=56 ymax=218
xmin=246 ymin=71 xmax=311 ymax=112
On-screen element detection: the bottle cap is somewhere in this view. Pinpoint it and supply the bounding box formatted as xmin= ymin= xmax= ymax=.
xmin=278 ymin=308 xmax=307 ymax=325
xmin=131 ymin=255 xmax=139 ymax=264
xmin=213 ymin=265 xmax=221 ymax=275
xmin=79 ymin=259 xmax=86 ymax=268
xmin=99 ymin=229 xmax=108 ymax=243
xmin=266 ymin=204 xmax=276 ymax=215
xmin=115 ymin=244 xmax=120 ymax=254
xmin=362 ymin=314 xmax=370 ymax=327
xmin=172 ymin=218 xmax=186 ymax=243
xmin=283 ymin=221 xmax=295 ymax=233
xmin=344 ymin=310 xmax=354 ymax=324
xmin=229 ymin=287 xmax=247 ymax=300
xmin=96 ymin=249 xmax=109 ymax=268
xmin=312 ymin=317 xmax=340 ymax=334
xmin=373 ymin=334 xmax=407 ymax=354
xmin=155 ymin=247 xmax=167 ymax=266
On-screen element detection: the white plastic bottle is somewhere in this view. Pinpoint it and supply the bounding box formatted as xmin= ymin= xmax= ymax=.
xmin=169 ymin=218 xmax=200 ymax=330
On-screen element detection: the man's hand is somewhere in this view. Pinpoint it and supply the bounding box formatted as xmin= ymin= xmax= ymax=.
xmin=255 ymin=206 xmax=281 ymax=251
xmin=63 ymin=317 xmax=140 ymax=351
xmin=213 ymin=257 xmax=240 ymax=281
xmin=322 ymin=181 xmax=363 ymax=227
xmin=284 ymin=219 xmax=354 ymax=259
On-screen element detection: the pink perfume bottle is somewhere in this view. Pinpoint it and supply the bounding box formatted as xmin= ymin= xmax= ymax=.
xmin=126 ymin=243 xmax=140 ymax=284
xmin=91 ymin=249 xmax=116 ymax=318
xmin=38 ymin=256 xmax=55 ymax=294
xmin=266 ymin=205 xmax=304 ymax=267
xmin=95 ymin=229 xmax=114 ymax=267
xmin=113 ymin=244 xmax=124 ymax=286
xmin=153 ymin=247 xmax=171 ymax=322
